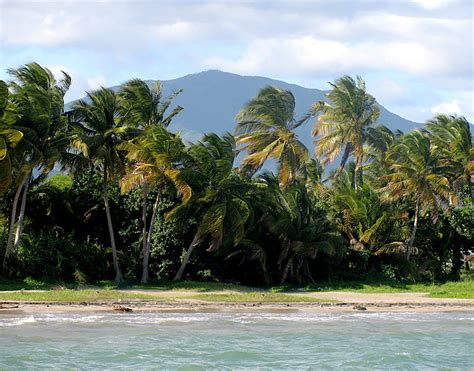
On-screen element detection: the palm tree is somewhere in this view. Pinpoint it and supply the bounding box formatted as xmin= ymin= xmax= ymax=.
xmin=364 ymin=125 xmax=403 ymax=184
xmin=70 ymin=87 xmax=132 ymax=284
xmin=380 ymin=130 xmax=455 ymax=260
xmin=3 ymin=63 xmax=70 ymax=265
xmin=331 ymin=170 xmax=406 ymax=255
xmin=0 ymin=80 xmax=23 ymax=195
xmin=118 ymin=79 xmax=183 ymax=129
xmin=235 ymin=86 xmax=310 ymax=186
xmin=120 ymin=125 xmax=191 ymax=283
xmin=170 ymin=133 xmax=252 ymax=280
xmin=251 ymin=173 xmax=340 ymax=284
xmin=312 ymin=75 xmax=380 ymax=189
xmin=118 ymin=79 xmax=185 ymax=283
xmin=425 ymin=114 xmax=473 ymax=201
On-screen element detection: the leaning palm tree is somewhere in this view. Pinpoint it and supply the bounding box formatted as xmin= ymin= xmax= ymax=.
xmin=70 ymin=87 xmax=132 ymax=284
xmin=170 ymin=133 xmax=252 ymax=280
xmin=235 ymin=86 xmax=310 ymax=186
xmin=425 ymin=114 xmax=473 ymax=200
xmin=3 ymin=63 xmax=70 ymax=266
xmin=380 ymin=130 xmax=455 ymax=260
xmin=312 ymin=75 xmax=380 ymax=189
xmin=120 ymin=125 xmax=191 ymax=283
xmin=118 ymin=79 xmax=185 ymax=283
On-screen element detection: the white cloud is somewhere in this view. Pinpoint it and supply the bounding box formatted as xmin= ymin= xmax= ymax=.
xmin=204 ymin=35 xmax=467 ymax=78
xmin=430 ymin=93 xmax=473 ymax=121
xmin=410 ymin=0 xmax=455 ymax=9
xmin=87 ymin=76 xmax=107 ymax=90
xmin=431 ymin=99 xmax=462 ymax=114
xmin=151 ymin=21 xmax=200 ymax=42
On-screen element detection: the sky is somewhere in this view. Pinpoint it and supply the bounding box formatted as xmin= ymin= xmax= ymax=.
xmin=0 ymin=0 xmax=473 ymax=123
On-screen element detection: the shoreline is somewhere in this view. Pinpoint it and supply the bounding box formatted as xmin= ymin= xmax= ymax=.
xmin=1 ymin=299 xmax=473 ymax=314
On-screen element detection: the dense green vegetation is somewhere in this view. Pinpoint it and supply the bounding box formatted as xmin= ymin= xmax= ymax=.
xmin=0 ymin=63 xmax=473 ymax=289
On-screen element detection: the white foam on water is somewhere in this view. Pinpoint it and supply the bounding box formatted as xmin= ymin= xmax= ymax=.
xmin=2 ymin=311 xmax=471 ymax=327
xmin=0 ymin=315 xmax=36 ymax=327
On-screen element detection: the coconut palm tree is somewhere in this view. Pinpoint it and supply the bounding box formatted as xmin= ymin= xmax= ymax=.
xmin=170 ymin=133 xmax=252 ymax=280
xmin=235 ymin=86 xmax=310 ymax=186
xmin=70 ymin=87 xmax=132 ymax=284
xmin=331 ymin=170 xmax=406 ymax=255
xmin=3 ymin=63 xmax=70 ymax=266
xmin=118 ymin=79 xmax=185 ymax=283
xmin=312 ymin=75 xmax=380 ymax=189
xmin=118 ymin=79 xmax=183 ymax=129
xmin=252 ymin=173 xmax=340 ymax=284
xmin=425 ymin=114 xmax=473 ymax=200
xmin=380 ymin=130 xmax=455 ymax=260
xmin=120 ymin=125 xmax=191 ymax=283
xmin=364 ymin=125 xmax=403 ymax=184
xmin=0 ymin=80 xmax=23 ymax=195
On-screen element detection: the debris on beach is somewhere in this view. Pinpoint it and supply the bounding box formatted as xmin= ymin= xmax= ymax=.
xmin=113 ymin=305 xmax=133 ymax=312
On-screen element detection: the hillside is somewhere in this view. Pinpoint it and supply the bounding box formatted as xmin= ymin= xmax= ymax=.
xmin=67 ymin=70 xmax=420 ymax=147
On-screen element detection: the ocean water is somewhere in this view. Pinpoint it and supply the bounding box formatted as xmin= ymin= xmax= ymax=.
xmin=0 ymin=311 xmax=473 ymax=369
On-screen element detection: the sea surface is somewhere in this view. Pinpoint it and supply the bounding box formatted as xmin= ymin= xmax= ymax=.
xmin=0 ymin=310 xmax=473 ymax=369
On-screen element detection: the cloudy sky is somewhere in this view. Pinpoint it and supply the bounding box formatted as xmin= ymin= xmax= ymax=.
xmin=1 ymin=0 xmax=473 ymax=122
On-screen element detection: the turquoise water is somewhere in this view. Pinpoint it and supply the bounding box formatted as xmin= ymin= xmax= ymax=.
xmin=0 ymin=311 xmax=473 ymax=369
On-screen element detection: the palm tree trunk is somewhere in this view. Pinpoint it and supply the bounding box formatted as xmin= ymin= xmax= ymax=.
xmin=261 ymin=260 xmax=271 ymax=285
xmin=13 ymin=172 xmax=31 ymax=250
xmin=174 ymin=234 xmax=199 ymax=281
xmin=406 ymin=200 xmax=420 ymax=261
xmin=354 ymin=154 xmax=363 ymax=190
xmin=140 ymin=191 xmax=148 ymax=283
xmin=3 ymin=172 xmax=29 ymax=268
xmin=281 ymin=254 xmax=294 ymax=284
xmin=103 ymin=167 xmax=122 ymax=284
xmin=334 ymin=143 xmax=352 ymax=178
xmin=467 ymin=174 xmax=473 ymax=204
xmin=142 ymin=191 xmax=161 ymax=283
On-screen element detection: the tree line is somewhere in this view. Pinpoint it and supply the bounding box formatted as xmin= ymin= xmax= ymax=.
xmin=0 ymin=63 xmax=472 ymax=285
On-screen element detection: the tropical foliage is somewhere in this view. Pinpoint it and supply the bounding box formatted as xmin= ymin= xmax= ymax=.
xmin=1 ymin=62 xmax=472 ymax=286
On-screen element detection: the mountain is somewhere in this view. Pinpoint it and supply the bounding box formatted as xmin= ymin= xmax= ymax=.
xmin=67 ymin=69 xmax=420 ymax=147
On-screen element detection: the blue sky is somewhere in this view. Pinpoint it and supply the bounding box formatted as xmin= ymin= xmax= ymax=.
xmin=1 ymin=0 xmax=472 ymax=122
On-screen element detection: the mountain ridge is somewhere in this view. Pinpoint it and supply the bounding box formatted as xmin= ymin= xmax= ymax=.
xmin=67 ymin=69 xmax=421 ymax=144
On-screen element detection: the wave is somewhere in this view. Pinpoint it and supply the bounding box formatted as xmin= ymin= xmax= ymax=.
xmin=1 ymin=311 xmax=472 ymax=327
xmin=0 ymin=315 xmax=36 ymax=327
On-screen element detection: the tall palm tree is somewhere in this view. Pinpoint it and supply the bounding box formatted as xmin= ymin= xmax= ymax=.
xmin=3 ymin=63 xmax=70 ymax=265
xmin=312 ymin=75 xmax=380 ymax=189
xmin=70 ymin=87 xmax=132 ymax=284
xmin=425 ymin=114 xmax=473 ymax=200
xmin=235 ymin=86 xmax=310 ymax=186
xmin=120 ymin=125 xmax=191 ymax=283
xmin=118 ymin=79 xmax=182 ymax=129
xmin=364 ymin=125 xmax=403 ymax=184
xmin=380 ymin=130 xmax=455 ymax=260
xmin=0 ymin=80 xmax=23 ymax=195
xmin=118 ymin=79 xmax=185 ymax=283
xmin=170 ymin=133 xmax=252 ymax=280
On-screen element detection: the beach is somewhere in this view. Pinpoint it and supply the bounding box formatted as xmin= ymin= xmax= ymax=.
xmin=1 ymin=291 xmax=473 ymax=314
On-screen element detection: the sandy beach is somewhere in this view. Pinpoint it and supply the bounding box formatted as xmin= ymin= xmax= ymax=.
xmin=1 ymin=291 xmax=473 ymax=314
